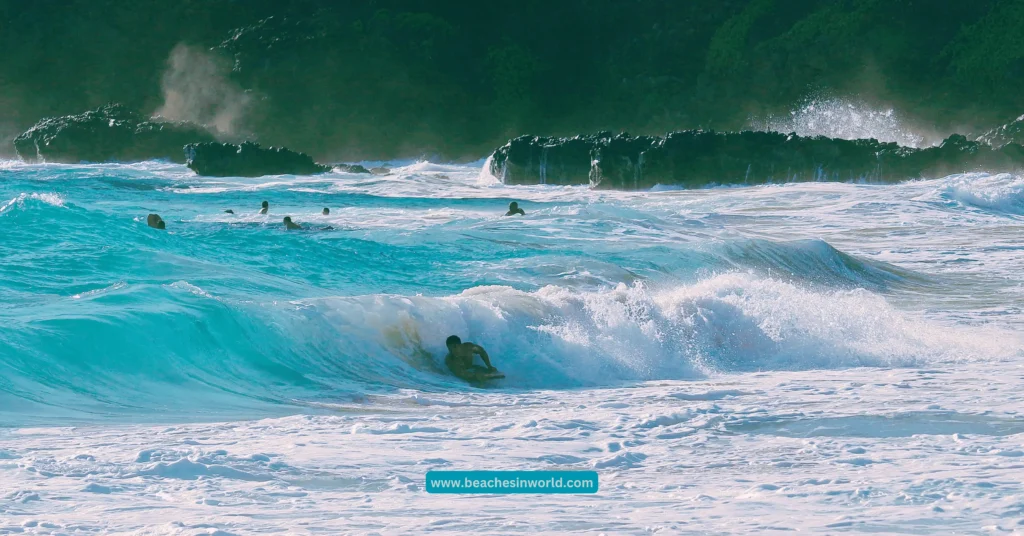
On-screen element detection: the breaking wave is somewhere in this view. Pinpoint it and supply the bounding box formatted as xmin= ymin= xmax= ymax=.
xmin=2 ymin=272 xmax=1017 ymax=424
xmin=939 ymin=173 xmax=1024 ymax=214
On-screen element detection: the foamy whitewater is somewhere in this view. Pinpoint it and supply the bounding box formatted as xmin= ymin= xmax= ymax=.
xmin=1 ymin=160 xmax=1023 ymax=534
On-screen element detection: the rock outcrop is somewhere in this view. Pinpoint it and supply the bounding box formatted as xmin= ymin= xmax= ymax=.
xmin=14 ymin=104 xmax=215 ymax=163
xmin=490 ymin=130 xmax=1024 ymax=189
xmin=184 ymin=141 xmax=331 ymax=177
xmin=334 ymin=164 xmax=370 ymax=174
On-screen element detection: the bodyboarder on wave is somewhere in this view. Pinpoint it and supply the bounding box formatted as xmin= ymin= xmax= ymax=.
xmin=445 ymin=335 xmax=499 ymax=382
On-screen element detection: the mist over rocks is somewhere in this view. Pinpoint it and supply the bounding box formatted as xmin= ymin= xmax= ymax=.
xmin=14 ymin=104 xmax=216 ymax=164
xmin=976 ymin=115 xmax=1024 ymax=149
xmin=184 ymin=141 xmax=331 ymax=177
xmin=491 ymin=130 xmax=1024 ymax=190
xmin=12 ymin=104 xmax=378 ymax=177
xmin=155 ymin=44 xmax=251 ymax=137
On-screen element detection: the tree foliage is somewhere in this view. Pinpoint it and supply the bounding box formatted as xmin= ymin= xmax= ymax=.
xmin=1 ymin=0 xmax=1020 ymax=159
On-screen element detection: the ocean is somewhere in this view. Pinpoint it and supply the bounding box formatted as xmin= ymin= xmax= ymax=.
xmin=1 ymin=159 xmax=1023 ymax=533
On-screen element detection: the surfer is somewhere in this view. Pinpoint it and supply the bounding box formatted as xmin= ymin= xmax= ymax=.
xmin=505 ymin=201 xmax=525 ymax=216
xmin=146 ymin=213 xmax=165 ymax=230
xmin=283 ymin=216 xmax=303 ymax=230
xmin=260 ymin=200 xmax=269 ymax=214
xmin=445 ymin=335 xmax=497 ymax=380
xmin=322 ymin=207 xmax=330 ymax=215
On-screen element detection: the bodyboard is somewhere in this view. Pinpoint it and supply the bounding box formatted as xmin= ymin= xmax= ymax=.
xmin=457 ymin=365 xmax=505 ymax=383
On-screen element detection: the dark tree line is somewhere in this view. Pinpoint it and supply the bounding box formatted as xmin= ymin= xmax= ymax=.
xmin=2 ymin=0 xmax=1022 ymax=160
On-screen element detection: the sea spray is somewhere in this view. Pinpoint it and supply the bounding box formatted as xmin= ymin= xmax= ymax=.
xmin=748 ymin=96 xmax=938 ymax=148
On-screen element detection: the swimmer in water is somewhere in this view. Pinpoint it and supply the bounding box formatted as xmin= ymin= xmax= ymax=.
xmin=283 ymin=216 xmax=303 ymax=230
xmin=444 ymin=335 xmax=496 ymax=380
xmin=146 ymin=213 xmax=166 ymax=230
xmin=322 ymin=207 xmax=330 ymax=215
xmin=505 ymin=201 xmax=525 ymax=216
xmin=260 ymin=200 xmax=269 ymax=214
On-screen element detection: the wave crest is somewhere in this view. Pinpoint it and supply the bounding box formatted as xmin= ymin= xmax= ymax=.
xmin=940 ymin=173 xmax=1024 ymax=214
xmin=0 ymin=192 xmax=65 ymax=215
xmin=2 ymin=272 xmax=1019 ymax=423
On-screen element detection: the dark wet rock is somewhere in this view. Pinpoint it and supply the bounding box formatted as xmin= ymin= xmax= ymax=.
xmin=184 ymin=141 xmax=330 ymax=177
xmin=335 ymin=163 xmax=370 ymax=174
xmin=490 ymin=130 xmax=1024 ymax=190
xmin=491 ymin=133 xmax=605 ymax=186
xmin=14 ymin=104 xmax=215 ymax=163
xmin=976 ymin=115 xmax=1024 ymax=149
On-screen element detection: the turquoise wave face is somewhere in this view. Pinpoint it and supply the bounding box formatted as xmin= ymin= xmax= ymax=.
xmin=1 ymin=162 xmax=1021 ymax=425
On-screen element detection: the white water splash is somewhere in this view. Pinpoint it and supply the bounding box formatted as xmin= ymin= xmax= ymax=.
xmin=749 ymin=97 xmax=934 ymax=148
xmin=939 ymin=173 xmax=1024 ymax=214
xmin=0 ymin=192 xmax=65 ymax=214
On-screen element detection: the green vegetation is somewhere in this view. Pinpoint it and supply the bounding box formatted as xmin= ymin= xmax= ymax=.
xmin=1 ymin=0 xmax=1021 ymax=160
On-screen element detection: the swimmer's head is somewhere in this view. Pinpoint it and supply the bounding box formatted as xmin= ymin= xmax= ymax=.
xmin=283 ymin=216 xmax=292 ymax=223
xmin=262 ymin=201 xmax=269 ymax=209
xmin=322 ymin=207 xmax=330 ymax=215
xmin=445 ymin=335 xmax=462 ymax=351
xmin=509 ymin=202 xmax=519 ymax=210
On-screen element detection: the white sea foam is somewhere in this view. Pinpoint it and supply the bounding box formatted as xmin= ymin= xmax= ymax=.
xmin=4 ymin=363 xmax=1024 ymax=533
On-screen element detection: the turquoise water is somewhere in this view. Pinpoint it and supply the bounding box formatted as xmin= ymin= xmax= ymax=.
xmin=2 ymin=161 xmax=1022 ymax=426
